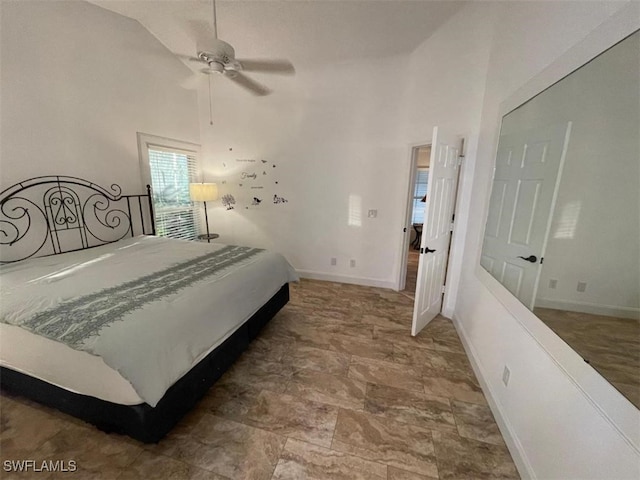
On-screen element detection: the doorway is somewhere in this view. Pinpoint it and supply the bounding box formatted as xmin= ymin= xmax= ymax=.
xmin=401 ymin=145 xmax=430 ymax=300
xmin=398 ymin=129 xmax=464 ymax=336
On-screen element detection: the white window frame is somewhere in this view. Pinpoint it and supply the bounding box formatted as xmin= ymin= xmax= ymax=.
xmin=137 ymin=133 xmax=202 ymax=240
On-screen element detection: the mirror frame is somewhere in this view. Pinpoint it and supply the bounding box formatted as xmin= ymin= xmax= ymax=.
xmin=474 ymin=5 xmax=640 ymax=450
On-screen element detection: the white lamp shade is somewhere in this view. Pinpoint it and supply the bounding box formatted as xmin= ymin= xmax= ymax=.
xmin=189 ymin=183 xmax=219 ymax=202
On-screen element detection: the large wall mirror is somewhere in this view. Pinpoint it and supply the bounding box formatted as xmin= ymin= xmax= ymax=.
xmin=481 ymin=30 xmax=639 ymax=409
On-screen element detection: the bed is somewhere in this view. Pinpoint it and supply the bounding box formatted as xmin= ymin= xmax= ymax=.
xmin=0 ymin=176 xmax=297 ymax=442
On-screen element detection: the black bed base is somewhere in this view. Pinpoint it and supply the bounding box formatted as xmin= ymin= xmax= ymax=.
xmin=0 ymin=283 xmax=289 ymax=443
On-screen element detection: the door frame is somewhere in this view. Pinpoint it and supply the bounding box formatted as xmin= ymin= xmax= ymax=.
xmin=397 ymin=136 xmax=466 ymax=319
xmin=440 ymin=137 xmax=466 ymax=317
xmin=397 ymin=140 xmax=432 ymax=292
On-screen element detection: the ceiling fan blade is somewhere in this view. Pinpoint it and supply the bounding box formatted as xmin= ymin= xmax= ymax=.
xmin=176 ymin=54 xmax=207 ymax=64
xmin=236 ymin=59 xmax=295 ymax=75
xmin=225 ymin=72 xmax=271 ymax=96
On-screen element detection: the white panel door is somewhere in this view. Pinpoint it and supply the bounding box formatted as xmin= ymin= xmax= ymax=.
xmin=411 ymin=127 xmax=461 ymax=336
xmin=481 ymin=122 xmax=572 ymax=309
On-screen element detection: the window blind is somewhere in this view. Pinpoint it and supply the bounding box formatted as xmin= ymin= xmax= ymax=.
xmin=148 ymin=147 xmax=201 ymax=241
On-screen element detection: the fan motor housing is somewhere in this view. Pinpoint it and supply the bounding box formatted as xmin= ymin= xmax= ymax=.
xmin=197 ymin=39 xmax=235 ymax=66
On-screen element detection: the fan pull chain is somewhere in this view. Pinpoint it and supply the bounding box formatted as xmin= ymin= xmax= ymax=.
xmin=208 ymin=74 xmax=213 ymax=125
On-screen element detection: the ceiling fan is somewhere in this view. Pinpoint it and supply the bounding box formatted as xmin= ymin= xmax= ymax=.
xmin=184 ymin=0 xmax=295 ymax=97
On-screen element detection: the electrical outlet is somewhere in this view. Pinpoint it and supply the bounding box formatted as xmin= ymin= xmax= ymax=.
xmin=549 ymin=279 xmax=557 ymax=289
xmin=502 ymin=366 xmax=510 ymax=386
xmin=330 ymin=257 xmax=337 ymax=266
xmin=350 ymin=259 xmax=356 ymax=268
xmin=367 ymin=209 xmax=377 ymax=218
xmin=577 ymin=281 xmax=587 ymax=292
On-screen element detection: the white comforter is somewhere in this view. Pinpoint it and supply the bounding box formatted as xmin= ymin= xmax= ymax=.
xmin=0 ymin=236 xmax=298 ymax=406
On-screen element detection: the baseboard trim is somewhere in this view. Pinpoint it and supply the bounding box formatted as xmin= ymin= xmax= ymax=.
xmin=296 ymin=270 xmax=396 ymax=290
xmin=441 ymin=305 xmax=455 ymax=318
xmin=451 ymin=312 xmax=536 ymax=480
xmin=534 ymin=298 xmax=640 ymax=320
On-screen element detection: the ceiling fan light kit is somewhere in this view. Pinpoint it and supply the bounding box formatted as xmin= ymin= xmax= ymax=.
xmin=200 ymin=63 xmax=224 ymax=75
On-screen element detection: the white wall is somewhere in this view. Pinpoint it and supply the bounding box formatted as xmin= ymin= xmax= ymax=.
xmin=197 ymin=54 xmax=410 ymax=287
xmin=0 ymin=0 xmax=199 ymax=193
xmin=447 ymin=1 xmax=640 ymax=478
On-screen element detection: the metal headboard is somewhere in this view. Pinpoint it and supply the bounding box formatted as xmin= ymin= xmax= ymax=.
xmin=0 ymin=176 xmax=155 ymax=264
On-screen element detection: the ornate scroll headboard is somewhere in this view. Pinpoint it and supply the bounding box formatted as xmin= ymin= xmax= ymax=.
xmin=0 ymin=176 xmax=155 ymax=263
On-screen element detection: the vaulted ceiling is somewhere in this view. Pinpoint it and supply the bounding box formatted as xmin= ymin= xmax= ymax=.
xmin=88 ymin=0 xmax=466 ymax=67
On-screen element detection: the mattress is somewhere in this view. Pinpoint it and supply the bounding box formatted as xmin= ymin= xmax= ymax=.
xmin=0 ymin=323 xmax=143 ymax=405
xmin=0 ymin=236 xmax=298 ymax=406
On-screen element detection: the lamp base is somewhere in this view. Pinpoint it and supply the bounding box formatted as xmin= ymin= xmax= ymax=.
xmin=197 ymin=233 xmax=219 ymax=243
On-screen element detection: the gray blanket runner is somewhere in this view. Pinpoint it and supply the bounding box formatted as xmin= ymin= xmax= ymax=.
xmin=17 ymin=245 xmax=263 ymax=349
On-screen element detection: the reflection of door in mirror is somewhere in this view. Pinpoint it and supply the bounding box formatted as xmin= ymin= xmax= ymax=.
xmin=481 ymin=122 xmax=571 ymax=309
xmin=480 ymin=30 xmax=639 ymax=409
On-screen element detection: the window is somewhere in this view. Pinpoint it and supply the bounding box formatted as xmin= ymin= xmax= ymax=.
xmin=411 ymin=168 xmax=429 ymax=224
xmin=137 ymin=133 xmax=202 ymax=241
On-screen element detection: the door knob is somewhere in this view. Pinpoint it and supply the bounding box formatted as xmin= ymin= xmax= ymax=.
xmin=424 ymin=247 xmax=436 ymax=254
xmin=517 ymin=255 xmax=537 ymax=263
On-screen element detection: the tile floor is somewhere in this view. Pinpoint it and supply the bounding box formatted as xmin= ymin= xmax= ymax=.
xmin=401 ymin=249 xmax=419 ymax=300
xmin=1 ymin=279 xmax=519 ymax=479
xmin=535 ymin=307 xmax=640 ymax=409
